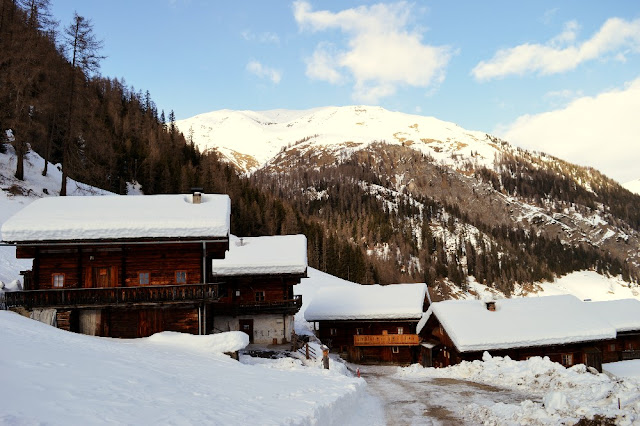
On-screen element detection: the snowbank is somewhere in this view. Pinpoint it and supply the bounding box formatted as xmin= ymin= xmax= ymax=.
xmin=146 ymin=330 xmax=249 ymax=353
xmin=211 ymin=234 xmax=307 ymax=276
xmin=0 ymin=310 xmax=382 ymax=425
xmin=398 ymin=353 xmax=640 ymax=424
xmin=604 ymin=360 xmax=640 ymax=380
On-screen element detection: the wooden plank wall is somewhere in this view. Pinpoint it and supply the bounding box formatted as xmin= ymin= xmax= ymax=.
xmin=30 ymin=244 xmax=211 ymax=289
xmin=106 ymin=307 xmax=199 ymax=338
xmin=218 ymin=277 xmax=298 ymax=303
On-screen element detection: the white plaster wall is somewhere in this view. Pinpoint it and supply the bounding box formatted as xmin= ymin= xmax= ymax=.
xmin=212 ymin=314 xmax=294 ymax=344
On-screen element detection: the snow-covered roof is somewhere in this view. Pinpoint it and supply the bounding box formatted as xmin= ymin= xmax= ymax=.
xmin=585 ymin=299 xmax=640 ymax=333
xmin=1 ymin=194 xmax=231 ymax=242
xmin=211 ymin=234 xmax=307 ymax=276
xmin=304 ymin=283 xmax=427 ymax=321
xmin=420 ymin=295 xmax=617 ymax=353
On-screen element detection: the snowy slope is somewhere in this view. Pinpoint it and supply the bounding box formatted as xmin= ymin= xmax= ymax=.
xmin=0 ymin=310 xmax=382 ymax=425
xmin=174 ymin=105 xmax=501 ymax=173
xmin=624 ymin=178 xmax=640 ymax=195
xmin=0 ymin=146 xmax=111 ymax=284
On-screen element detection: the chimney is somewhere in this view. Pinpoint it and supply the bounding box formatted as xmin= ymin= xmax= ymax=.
xmin=190 ymin=187 xmax=204 ymax=204
xmin=486 ymin=301 xmax=496 ymax=311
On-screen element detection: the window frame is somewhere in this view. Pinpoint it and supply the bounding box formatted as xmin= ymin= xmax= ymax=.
xmin=356 ymin=328 xmax=363 ymax=335
xmin=391 ymin=346 xmax=400 ymax=354
xmin=52 ymin=273 xmax=65 ymax=288
xmin=397 ymin=327 xmax=404 ymax=335
xmin=138 ymin=271 xmax=150 ymax=285
xmin=330 ymin=328 xmax=337 ymax=336
xmin=561 ymin=353 xmax=573 ymax=367
xmin=175 ymin=270 xmax=187 ymax=284
xmin=255 ymin=291 xmax=265 ymax=302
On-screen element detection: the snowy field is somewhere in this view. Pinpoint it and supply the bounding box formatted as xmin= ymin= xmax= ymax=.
xmin=0 ymin=310 xmax=383 ymax=425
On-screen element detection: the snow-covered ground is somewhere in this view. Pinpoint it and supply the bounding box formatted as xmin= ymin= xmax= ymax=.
xmin=398 ymin=353 xmax=640 ymax=425
xmin=0 ymin=310 xmax=383 ymax=425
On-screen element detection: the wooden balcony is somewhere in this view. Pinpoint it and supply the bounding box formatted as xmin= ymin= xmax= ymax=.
xmin=212 ymin=295 xmax=302 ymax=315
xmin=354 ymin=333 xmax=420 ymax=347
xmin=3 ymin=283 xmax=221 ymax=309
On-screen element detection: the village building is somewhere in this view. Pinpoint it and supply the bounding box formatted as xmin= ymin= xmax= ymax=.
xmin=1 ymin=193 xmax=306 ymax=343
xmin=1 ymin=192 xmax=230 ymax=337
xmin=304 ymin=283 xmax=429 ymax=365
xmin=585 ymin=298 xmax=640 ymax=363
xmin=417 ymin=295 xmax=624 ymax=372
xmin=209 ymin=234 xmax=307 ymax=345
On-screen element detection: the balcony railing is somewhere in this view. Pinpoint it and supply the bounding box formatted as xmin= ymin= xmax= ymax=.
xmin=3 ymin=283 xmax=221 ymax=309
xmin=213 ymin=295 xmax=302 ymax=314
xmin=354 ymin=333 xmax=420 ymax=347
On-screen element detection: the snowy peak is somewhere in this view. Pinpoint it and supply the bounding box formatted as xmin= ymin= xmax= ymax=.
xmin=623 ymin=178 xmax=640 ymax=195
xmin=174 ymin=106 xmax=505 ymax=173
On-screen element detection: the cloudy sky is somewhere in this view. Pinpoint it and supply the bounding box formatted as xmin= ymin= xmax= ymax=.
xmin=50 ymin=1 xmax=639 ymax=183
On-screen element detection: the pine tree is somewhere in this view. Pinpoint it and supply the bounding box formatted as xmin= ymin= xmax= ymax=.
xmin=60 ymin=11 xmax=103 ymax=195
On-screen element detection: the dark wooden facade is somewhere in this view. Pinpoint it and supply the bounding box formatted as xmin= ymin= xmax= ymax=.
xmin=6 ymin=239 xmax=309 ymax=341
xmin=6 ymin=239 xmax=228 ymax=338
xmin=418 ymin=314 xmax=634 ymax=372
xmin=212 ymin=274 xmax=302 ymax=316
xmin=316 ymin=320 xmax=421 ymax=365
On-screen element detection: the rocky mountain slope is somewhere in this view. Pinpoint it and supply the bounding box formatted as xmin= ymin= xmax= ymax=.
xmin=176 ymin=106 xmax=640 ymax=294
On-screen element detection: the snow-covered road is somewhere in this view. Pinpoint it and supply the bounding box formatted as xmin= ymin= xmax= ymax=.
xmin=357 ymin=365 xmax=535 ymax=425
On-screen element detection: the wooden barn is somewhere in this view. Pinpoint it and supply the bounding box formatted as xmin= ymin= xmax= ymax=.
xmin=585 ymin=299 xmax=640 ymax=363
xmin=417 ymin=295 xmax=622 ymax=372
xmin=209 ymin=235 xmax=307 ymax=345
xmin=2 ymin=192 xmax=231 ymax=337
xmin=304 ymin=283 xmax=429 ymax=365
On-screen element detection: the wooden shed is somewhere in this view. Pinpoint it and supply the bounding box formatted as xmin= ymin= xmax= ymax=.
xmin=417 ymin=295 xmax=618 ymax=372
xmin=304 ymin=283 xmax=428 ymax=365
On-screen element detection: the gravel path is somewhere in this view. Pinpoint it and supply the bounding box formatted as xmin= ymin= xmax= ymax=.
xmin=356 ymin=365 xmax=535 ymax=425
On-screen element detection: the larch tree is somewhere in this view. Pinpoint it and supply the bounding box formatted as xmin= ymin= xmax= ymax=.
xmin=60 ymin=11 xmax=103 ymax=196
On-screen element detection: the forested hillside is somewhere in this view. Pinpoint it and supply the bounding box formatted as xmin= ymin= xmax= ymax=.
xmin=0 ymin=0 xmax=380 ymax=283
xmin=3 ymin=1 xmax=638 ymax=295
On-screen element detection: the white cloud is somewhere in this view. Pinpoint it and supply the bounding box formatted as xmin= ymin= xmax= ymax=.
xmin=497 ymin=77 xmax=640 ymax=183
xmin=241 ymin=30 xmax=280 ymax=44
xmin=246 ymin=60 xmax=282 ymax=84
xmin=293 ymin=1 xmax=452 ymax=103
xmin=472 ymin=17 xmax=640 ymax=80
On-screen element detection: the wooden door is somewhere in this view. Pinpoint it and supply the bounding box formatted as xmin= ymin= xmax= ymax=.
xmin=94 ymin=267 xmax=110 ymax=287
xmin=239 ymin=319 xmax=254 ymax=343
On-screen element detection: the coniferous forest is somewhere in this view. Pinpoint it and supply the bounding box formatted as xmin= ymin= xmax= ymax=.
xmin=1 ymin=1 xmax=638 ymax=293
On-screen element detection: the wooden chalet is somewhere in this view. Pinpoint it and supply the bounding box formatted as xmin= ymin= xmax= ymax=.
xmin=209 ymin=235 xmax=307 ymax=345
xmin=304 ymin=283 xmax=429 ymax=365
xmin=1 ymin=192 xmax=231 ymax=337
xmin=416 ymin=295 xmax=628 ymax=372
xmin=585 ymin=299 xmax=640 ymax=363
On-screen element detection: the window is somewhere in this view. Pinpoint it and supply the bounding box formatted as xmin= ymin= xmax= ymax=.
xmin=175 ymin=271 xmax=187 ymax=284
xmin=608 ymin=344 xmax=616 ymax=352
xmin=138 ymin=272 xmax=150 ymax=285
xmin=52 ymin=273 xmax=64 ymax=288
xmin=356 ymin=328 xmax=363 ymax=335
xmin=561 ymin=354 xmax=573 ymax=367
xmin=255 ymin=291 xmax=265 ymax=302
xmin=330 ymin=328 xmax=337 ymax=336
xmin=397 ymin=327 xmax=404 ymax=335
xmin=392 ymin=346 xmax=399 ymax=354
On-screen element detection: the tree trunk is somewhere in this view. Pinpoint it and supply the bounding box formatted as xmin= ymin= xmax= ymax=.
xmin=14 ymin=139 xmax=24 ymax=180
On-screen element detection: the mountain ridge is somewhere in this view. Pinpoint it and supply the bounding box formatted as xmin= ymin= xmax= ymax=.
xmin=175 ymin=105 xmax=640 ymax=292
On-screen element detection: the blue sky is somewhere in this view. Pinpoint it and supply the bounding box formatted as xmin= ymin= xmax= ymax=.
xmin=49 ymin=1 xmax=640 ymax=183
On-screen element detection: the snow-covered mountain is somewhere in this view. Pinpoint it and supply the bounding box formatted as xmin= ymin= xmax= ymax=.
xmin=624 ymin=178 xmax=640 ymax=195
xmin=175 ymin=105 xmax=640 ymax=292
xmin=174 ymin=105 xmax=502 ymax=174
